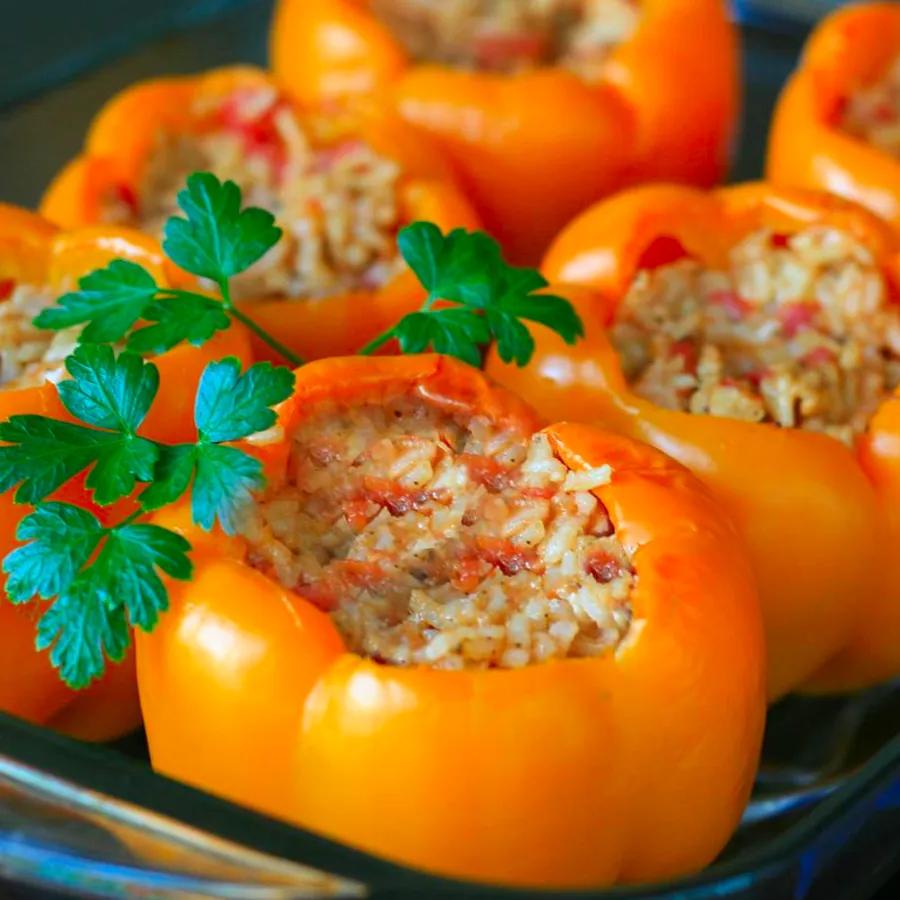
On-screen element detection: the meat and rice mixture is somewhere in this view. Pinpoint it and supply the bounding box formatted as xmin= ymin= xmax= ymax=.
xmin=841 ymin=56 xmax=900 ymax=158
xmin=610 ymin=227 xmax=900 ymax=444
xmin=240 ymin=397 xmax=634 ymax=669
xmin=101 ymin=86 xmax=405 ymax=300
xmin=370 ymin=0 xmax=639 ymax=80
xmin=0 ymin=280 xmax=80 ymax=389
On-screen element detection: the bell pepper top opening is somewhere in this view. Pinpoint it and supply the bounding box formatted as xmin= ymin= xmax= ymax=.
xmin=238 ymin=390 xmax=635 ymax=669
xmin=369 ymin=0 xmax=639 ymax=80
xmin=841 ymin=54 xmax=900 ymax=158
xmin=0 ymin=281 xmax=80 ymax=389
xmin=609 ymin=224 xmax=900 ymax=445
xmin=99 ymin=82 xmax=407 ymax=302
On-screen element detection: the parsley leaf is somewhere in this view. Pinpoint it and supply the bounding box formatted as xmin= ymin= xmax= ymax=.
xmin=126 ymin=292 xmax=231 ymax=355
xmin=163 ymin=172 xmax=282 ymax=287
xmin=60 ymin=344 xmax=158 ymax=431
xmin=195 ymin=357 xmax=295 ymax=442
xmin=3 ymin=503 xmax=104 ymax=603
xmin=360 ymin=222 xmax=584 ymax=366
xmin=32 ymin=172 xmax=301 ymax=365
xmin=394 ymin=309 xmax=490 ymax=368
xmin=0 ymin=348 xmax=160 ymax=506
xmin=37 ymin=586 xmax=130 ymax=689
xmin=88 ymin=523 xmax=192 ymax=631
xmin=191 ymin=444 xmax=264 ymax=533
xmin=140 ymin=359 xmax=294 ymax=533
xmin=33 ymin=260 xmax=159 ymax=344
xmin=3 ymin=502 xmax=191 ymax=688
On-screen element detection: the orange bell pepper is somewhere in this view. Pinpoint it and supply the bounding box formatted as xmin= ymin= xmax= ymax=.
xmin=271 ymin=0 xmax=739 ymax=264
xmin=0 ymin=204 xmax=251 ymax=741
xmin=767 ymin=3 xmax=900 ymax=230
xmin=40 ymin=65 xmax=480 ymax=364
xmin=487 ymin=182 xmax=900 ymax=698
xmin=136 ymin=354 xmax=765 ymax=888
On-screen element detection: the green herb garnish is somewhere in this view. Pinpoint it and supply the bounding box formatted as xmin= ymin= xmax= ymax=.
xmin=358 ymin=222 xmax=584 ymax=365
xmin=2 ymin=172 xmax=585 ymax=690
xmin=34 ymin=173 xmax=302 ymax=366
xmin=0 ymin=345 xmax=294 ymax=687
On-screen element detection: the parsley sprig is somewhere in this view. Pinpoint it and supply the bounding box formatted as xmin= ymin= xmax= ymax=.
xmin=35 ymin=173 xmax=303 ymax=366
xmin=0 ymin=345 xmax=294 ymax=687
xmin=358 ymin=223 xmax=584 ymax=366
xmin=1 ymin=170 xmax=585 ymax=691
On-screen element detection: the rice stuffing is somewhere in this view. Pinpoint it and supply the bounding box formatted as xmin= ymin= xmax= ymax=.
xmin=100 ymin=86 xmax=406 ymax=301
xmin=240 ymin=398 xmax=635 ymax=669
xmin=610 ymin=226 xmax=900 ymax=444
xmin=0 ymin=279 xmax=80 ymax=389
xmin=841 ymin=55 xmax=900 ymax=158
xmin=370 ymin=0 xmax=640 ymax=80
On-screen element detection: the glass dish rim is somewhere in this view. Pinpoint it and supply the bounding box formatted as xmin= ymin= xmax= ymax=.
xmin=2 ymin=709 xmax=900 ymax=898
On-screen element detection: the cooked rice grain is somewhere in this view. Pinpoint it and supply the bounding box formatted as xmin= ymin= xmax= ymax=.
xmin=0 ymin=283 xmax=79 ymax=389
xmin=842 ymin=55 xmax=900 ymax=158
xmin=101 ymin=87 xmax=405 ymax=301
xmin=610 ymin=226 xmax=900 ymax=443
xmin=371 ymin=0 xmax=639 ymax=80
xmin=240 ymin=399 xmax=634 ymax=669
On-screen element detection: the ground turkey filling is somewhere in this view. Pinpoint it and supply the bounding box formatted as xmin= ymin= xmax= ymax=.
xmin=842 ymin=55 xmax=900 ymax=158
xmin=610 ymin=227 xmax=900 ymax=444
xmin=0 ymin=280 xmax=80 ymax=389
xmin=240 ymin=398 xmax=634 ymax=669
xmin=101 ymin=86 xmax=405 ymax=301
xmin=370 ymin=0 xmax=639 ymax=80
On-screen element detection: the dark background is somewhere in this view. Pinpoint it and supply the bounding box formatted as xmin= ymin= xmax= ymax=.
xmin=0 ymin=0 xmax=833 ymax=207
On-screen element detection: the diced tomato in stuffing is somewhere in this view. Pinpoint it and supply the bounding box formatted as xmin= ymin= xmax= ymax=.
xmin=778 ymin=301 xmax=819 ymax=337
xmin=669 ymin=339 xmax=698 ymax=372
xmin=111 ymin=182 xmax=139 ymax=217
xmin=709 ymin=290 xmax=752 ymax=321
xmin=218 ymin=89 xmax=291 ymax=179
xmin=460 ymin=454 xmax=514 ymax=492
xmin=0 ymin=278 xmax=15 ymax=301
xmin=474 ymin=537 xmax=541 ymax=577
xmin=342 ymin=478 xmax=447 ymax=528
xmin=473 ymin=30 xmax=548 ymax=69
xmin=301 ymin=560 xmax=387 ymax=611
xmin=585 ymin=550 xmax=629 ymax=584
xmin=802 ymin=346 xmax=838 ymax=367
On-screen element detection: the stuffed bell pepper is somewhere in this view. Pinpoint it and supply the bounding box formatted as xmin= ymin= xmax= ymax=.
xmin=136 ymin=354 xmax=766 ymax=888
xmin=768 ymin=2 xmax=900 ymax=230
xmin=488 ymin=182 xmax=900 ymax=698
xmin=271 ymin=0 xmax=738 ymax=263
xmin=0 ymin=204 xmax=249 ymax=740
xmin=41 ymin=65 xmax=481 ymax=363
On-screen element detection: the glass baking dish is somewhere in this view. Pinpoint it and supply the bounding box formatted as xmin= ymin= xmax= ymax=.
xmin=1 ymin=1 xmax=899 ymax=897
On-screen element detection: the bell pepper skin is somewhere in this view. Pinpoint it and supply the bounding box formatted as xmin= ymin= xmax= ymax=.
xmin=487 ymin=182 xmax=900 ymax=699
xmin=0 ymin=204 xmax=251 ymax=740
xmin=40 ymin=66 xmax=481 ymax=364
xmin=767 ymin=3 xmax=900 ymax=230
xmin=270 ymin=0 xmax=739 ymax=264
xmin=136 ymin=355 xmax=765 ymax=888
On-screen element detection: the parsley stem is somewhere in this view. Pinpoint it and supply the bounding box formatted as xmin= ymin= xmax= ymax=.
xmin=217 ymin=278 xmax=304 ymax=367
xmin=228 ymin=304 xmax=304 ymax=367
xmin=357 ymin=328 xmax=396 ymax=357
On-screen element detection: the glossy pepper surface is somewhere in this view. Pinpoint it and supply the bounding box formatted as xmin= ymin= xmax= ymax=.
xmin=270 ymin=0 xmax=738 ymax=264
xmin=487 ymin=182 xmax=900 ymax=698
xmin=40 ymin=65 xmax=481 ymax=364
xmin=767 ymin=3 xmax=900 ymax=230
xmin=136 ymin=354 xmax=765 ymax=888
xmin=0 ymin=205 xmax=250 ymax=740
